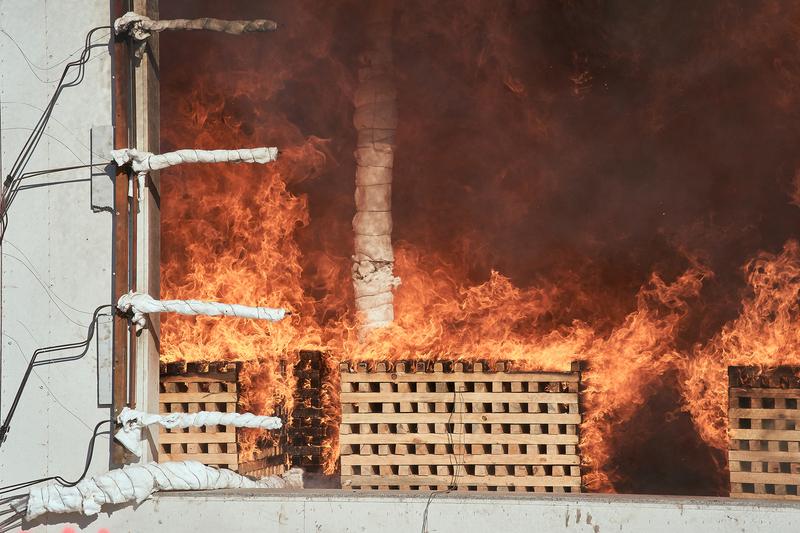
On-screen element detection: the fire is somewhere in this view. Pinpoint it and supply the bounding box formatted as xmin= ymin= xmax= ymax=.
xmin=158 ymin=0 xmax=800 ymax=493
xmin=679 ymin=241 xmax=800 ymax=456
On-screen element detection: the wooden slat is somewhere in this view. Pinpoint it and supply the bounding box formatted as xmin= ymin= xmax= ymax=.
xmin=729 ymin=450 xmax=800 ymax=462
xmin=160 ymin=432 xmax=237 ymax=444
xmin=341 ymin=454 xmax=580 ymax=466
xmin=159 ymin=392 xmax=237 ymax=403
xmin=343 ymin=475 xmax=580 ymax=487
xmin=340 ymin=392 xmax=577 ymax=403
xmin=339 ymin=433 xmax=578 ymax=445
xmin=340 ymin=372 xmax=578 ymax=383
xmin=729 ymin=408 xmax=800 ymax=419
xmin=161 ymin=373 xmax=236 ymax=383
xmin=731 ymin=388 xmax=800 ymax=398
xmin=730 ymin=471 xmax=800 ymax=484
xmin=730 ymin=429 xmax=800 ymax=441
xmin=159 ymin=453 xmax=238 ymax=464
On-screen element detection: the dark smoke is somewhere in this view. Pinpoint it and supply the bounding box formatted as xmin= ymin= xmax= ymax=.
xmin=161 ymin=0 xmax=800 ymax=495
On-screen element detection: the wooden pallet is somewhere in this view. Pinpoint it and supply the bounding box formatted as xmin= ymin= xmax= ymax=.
xmin=339 ymin=360 xmax=582 ymax=492
xmin=159 ymin=362 xmax=240 ymax=470
xmin=239 ymin=441 xmax=288 ymax=478
xmin=729 ymin=366 xmax=800 ymax=499
xmin=288 ymin=350 xmax=326 ymax=472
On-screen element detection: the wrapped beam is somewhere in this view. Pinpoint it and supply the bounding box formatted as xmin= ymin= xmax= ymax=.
xmin=352 ymin=1 xmax=400 ymax=335
xmin=115 ymin=407 xmax=282 ymax=456
xmin=114 ymin=12 xmax=278 ymax=57
xmin=111 ymin=147 xmax=278 ymax=174
xmin=116 ymin=291 xmax=288 ymax=332
xmin=17 ymin=461 xmax=303 ymax=519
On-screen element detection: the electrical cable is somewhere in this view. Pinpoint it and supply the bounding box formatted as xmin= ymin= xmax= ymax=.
xmin=0 ymin=418 xmax=111 ymax=497
xmin=0 ymin=304 xmax=112 ymax=448
xmin=420 ymin=379 xmax=465 ymax=533
xmin=0 ymin=25 xmax=112 ymax=244
xmin=3 ymin=163 xmax=109 ymax=222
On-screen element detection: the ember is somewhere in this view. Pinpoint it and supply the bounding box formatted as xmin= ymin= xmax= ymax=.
xmin=159 ymin=0 xmax=800 ymax=495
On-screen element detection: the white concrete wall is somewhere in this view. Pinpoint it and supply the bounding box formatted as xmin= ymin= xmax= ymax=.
xmin=0 ymin=0 xmax=114 ymax=524
xmin=18 ymin=490 xmax=800 ymax=533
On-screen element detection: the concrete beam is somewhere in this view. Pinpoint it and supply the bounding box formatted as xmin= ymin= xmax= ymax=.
xmin=24 ymin=490 xmax=800 ymax=532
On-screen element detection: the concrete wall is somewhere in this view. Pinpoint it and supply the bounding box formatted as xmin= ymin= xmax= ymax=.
xmin=19 ymin=490 xmax=800 ymax=533
xmin=0 ymin=0 xmax=115 ymax=521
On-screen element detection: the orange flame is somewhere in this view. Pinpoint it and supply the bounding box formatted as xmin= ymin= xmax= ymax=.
xmin=158 ymin=0 xmax=800 ymax=491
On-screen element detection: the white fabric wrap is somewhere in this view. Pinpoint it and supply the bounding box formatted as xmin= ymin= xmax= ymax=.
xmin=117 ymin=291 xmax=287 ymax=332
xmin=19 ymin=461 xmax=303 ymax=520
xmin=115 ymin=407 xmax=282 ymax=456
xmin=114 ymin=12 xmax=278 ymax=41
xmin=111 ymin=147 xmax=279 ymax=174
xmin=114 ymin=12 xmax=279 ymax=57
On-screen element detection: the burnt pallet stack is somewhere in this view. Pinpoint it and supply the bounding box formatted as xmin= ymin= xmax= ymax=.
xmin=159 ymin=362 xmax=240 ymax=470
xmin=339 ymin=360 xmax=582 ymax=492
xmin=238 ymin=440 xmax=288 ymax=478
xmin=287 ymin=350 xmax=327 ymax=472
xmin=729 ymin=366 xmax=800 ymax=499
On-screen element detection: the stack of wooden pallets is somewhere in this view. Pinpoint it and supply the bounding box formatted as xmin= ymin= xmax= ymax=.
xmin=288 ymin=350 xmax=327 ymax=472
xmin=158 ymin=362 xmax=240 ymax=470
xmin=339 ymin=360 xmax=582 ymax=492
xmin=729 ymin=366 xmax=800 ymax=499
xmin=238 ymin=439 xmax=288 ymax=478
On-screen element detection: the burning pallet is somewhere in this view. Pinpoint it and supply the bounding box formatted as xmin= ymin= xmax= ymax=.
xmin=729 ymin=366 xmax=800 ymax=499
xmin=159 ymin=362 xmax=240 ymax=470
xmin=288 ymin=350 xmax=327 ymax=472
xmin=238 ymin=440 xmax=288 ymax=478
xmin=339 ymin=360 xmax=582 ymax=492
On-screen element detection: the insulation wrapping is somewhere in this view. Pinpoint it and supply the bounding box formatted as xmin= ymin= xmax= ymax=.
xmin=111 ymin=147 xmax=279 ymax=174
xmin=18 ymin=461 xmax=303 ymax=520
xmin=352 ymin=2 xmax=401 ymax=334
xmin=116 ymin=291 xmax=287 ymax=332
xmin=114 ymin=12 xmax=278 ymax=56
xmin=115 ymin=407 xmax=283 ymax=456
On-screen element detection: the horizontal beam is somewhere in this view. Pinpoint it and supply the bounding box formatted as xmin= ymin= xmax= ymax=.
xmin=159 ymin=392 xmax=237 ymax=403
xmin=341 ymin=372 xmax=579 ymax=383
xmin=341 ymin=413 xmax=580 ymax=424
xmin=343 ymin=474 xmax=581 ymax=487
xmin=341 ymin=453 xmax=579 ymax=466
xmin=159 ymin=432 xmax=237 ymax=444
xmin=340 ymin=392 xmax=577 ymax=403
xmin=340 ymin=433 xmax=578 ymax=445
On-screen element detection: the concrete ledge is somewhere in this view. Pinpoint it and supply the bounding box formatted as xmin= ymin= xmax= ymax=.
xmin=25 ymin=489 xmax=800 ymax=532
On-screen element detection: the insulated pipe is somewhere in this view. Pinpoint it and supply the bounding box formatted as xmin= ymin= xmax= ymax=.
xmin=17 ymin=461 xmax=303 ymax=519
xmin=114 ymin=12 xmax=279 ymax=57
xmin=115 ymin=407 xmax=283 ymax=456
xmin=111 ymin=147 xmax=279 ymax=174
xmin=116 ymin=291 xmax=289 ymax=332
xmin=352 ymin=1 xmax=401 ymax=337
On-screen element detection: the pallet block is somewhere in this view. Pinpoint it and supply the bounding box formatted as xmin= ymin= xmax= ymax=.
xmin=729 ymin=366 xmax=800 ymax=499
xmin=339 ymin=360 xmax=582 ymax=492
xmin=158 ymin=362 xmax=239 ymax=470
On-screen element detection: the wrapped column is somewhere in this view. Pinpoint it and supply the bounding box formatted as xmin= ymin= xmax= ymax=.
xmin=352 ymin=1 xmax=400 ymax=336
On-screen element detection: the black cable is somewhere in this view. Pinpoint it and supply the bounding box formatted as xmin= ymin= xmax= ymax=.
xmin=2 ymin=163 xmax=110 ymax=220
xmin=420 ymin=380 xmax=465 ymax=533
xmin=0 ymin=25 xmax=112 ymax=244
xmin=0 ymin=304 xmax=112 ymax=448
xmin=0 ymin=418 xmax=111 ymax=497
